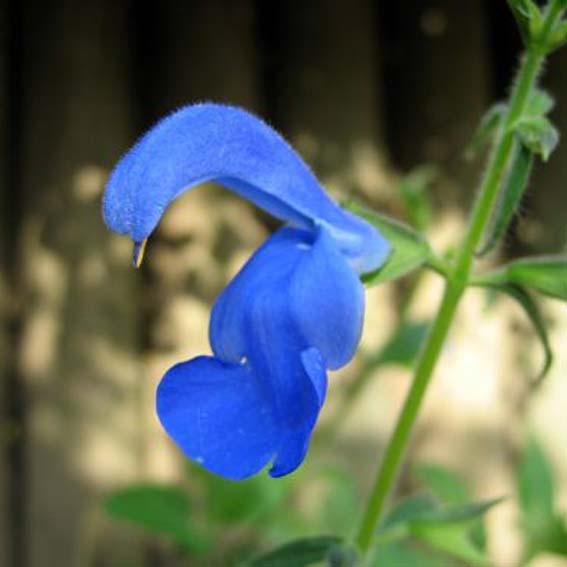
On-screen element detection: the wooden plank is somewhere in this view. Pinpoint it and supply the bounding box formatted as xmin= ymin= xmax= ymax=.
xmin=18 ymin=1 xmax=142 ymax=565
xmin=260 ymin=0 xmax=388 ymax=199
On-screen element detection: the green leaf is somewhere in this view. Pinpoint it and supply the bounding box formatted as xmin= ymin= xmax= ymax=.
xmin=549 ymin=20 xmax=567 ymax=50
xmin=369 ymin=321 xmax=430 ymax=369
xmin=477 ymin=142 xmax=533 ymax=256
xmin=398 ymin=166 xmax=436 ymax=231
xmin=104 ymin=484 xmax=206 ymax=550
xmin=518 ymin=438 xmax=555 ymax=533
xmin=413 ymin=497 xmax=504 ymax=526
xmin=515 ymin=115 xmax=559 ymax=161
xmin=373 ymin=542 xmax=451 ymax=567
xmin=466 ymin=103 xmax=507 ymax=159
xmin=517 ymin=438 xmax=567 ymax=558
xmin=347 ymin=202 xmax=432 ymax=284
xmin=242 ymin=536 xmax=342 ymax=567
xmin=526 ymin=89 xmax=555 ymax=117
xmin=500 ymin=285 xmax=554 ymax=381
xmin=317 ymin=467 xmax=359 ymax=535
xmin=507 ymin=0 xmax=542 ymax=44
xmin=379 ymin=493 xmax=439 ymax=534
xmin=194 ymin=467 xmax=288 ymax=525
xmin=413 ymin=464 xmax=470 ymax=504
xmin=410 ymin=523 xmax=488 ymax=566
xmin=503 ymin=255 xmax=567 ymax=301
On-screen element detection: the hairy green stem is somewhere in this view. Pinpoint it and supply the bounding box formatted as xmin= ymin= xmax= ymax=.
xmin=354 ymin=2 xmax=564 ymax=557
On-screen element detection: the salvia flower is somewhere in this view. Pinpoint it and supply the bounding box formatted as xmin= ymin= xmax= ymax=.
xmin=103 ymin=103 xmax=389 ymax=479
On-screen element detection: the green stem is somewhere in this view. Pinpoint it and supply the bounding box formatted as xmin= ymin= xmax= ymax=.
xmin=354 ymin=2 xmax=564 ymax=557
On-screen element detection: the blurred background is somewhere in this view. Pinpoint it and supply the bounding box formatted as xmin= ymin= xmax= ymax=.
xmin=0 ymin=1 xmax=566 ymax=566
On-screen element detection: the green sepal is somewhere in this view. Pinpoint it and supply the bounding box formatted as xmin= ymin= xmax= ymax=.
xmin=466 ymin=103 xmax=507 ymax=159
xmin=241 ymin=536 xmax=343 ymax=567
xmin=347 ymin=201 xmax=434 ymax=285
xmin=514 ymin=115 xmax=559 ymax=161
xmin=477 ymin=142 xmax=533 ymax=256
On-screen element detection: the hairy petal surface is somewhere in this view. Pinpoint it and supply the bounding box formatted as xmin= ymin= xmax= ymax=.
xmin=102 ymin=102 xmax=389 ymax=274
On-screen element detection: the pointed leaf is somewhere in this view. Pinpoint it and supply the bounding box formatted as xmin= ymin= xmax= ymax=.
xmin=242 ymin=536 xmax=342 ymax=567
xmin=369 ymin=321 xmax=430 ymax=368
xmin=373 ymin=542 xmax=452 ymax=567
xmin=410 ymin=523 xmax=488 ymax=566
xmin=413 ymin=463 xmax=470 ymax=504
xmin=499 ymin=284 xmax=553 ymax=381
xmin=104 ymin=484 xmax=206 ymax=550
xmin=515 ymin=115 xmax=559 ymax=161
xmin=398 ymin=166 xmax=436 ymax=231
xmin=518 ymin=438 xmax=555 ymax=532
xmin=504 ymin=256 xmax=567 ymax=301
xmin=347 ymin=202 xmax=432 ymax=284
xmin=466 ymin=103 xmax=507 ymax=159
xmin=414 ymin=497 xmax=505 ymax=526
xmin=193 ymin=467 xmax=288 ymax=525
xmin=379 ymin=493 xmax=439 ymax=534
xmin=477 ymin=143 xmax=533 ymax=256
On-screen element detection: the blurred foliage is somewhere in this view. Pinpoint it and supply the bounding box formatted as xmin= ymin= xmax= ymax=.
xmin=103 ymin=436 xmax=567 ymax=566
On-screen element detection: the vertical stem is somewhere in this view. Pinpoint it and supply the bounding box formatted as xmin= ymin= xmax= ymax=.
xmin=354 ymin=2 xmax=564 ymax=557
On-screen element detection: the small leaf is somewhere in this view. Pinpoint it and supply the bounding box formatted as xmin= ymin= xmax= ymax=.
xmin=347 ymin=202 xmax=432 ymax=284
xmin=466 ymin=103 xmax=507 ymax=159
xmin=104 ymin=484 xmax=206 ymax=550
xmin=477 ymin=142 xmax=533 ymax=256
xmin=242 ymin=536 xmax=342 ymax=567
xmin=507 ymin=0 xmax=542 ymax=44
xmin=398 ymin=166 xmax=436 ymax=231
xmin=414 ymin=497 xmax=505 ymax=526
xmin=549 ymin=20 xmax=567 ymax=50
xmin=500 ymin=285 xmax=553 ymax=381
xmin=413 ymin=463 xmax=470 ymax=504
xmin=193 ymin=467 xmax=287 ymax=525
xmin=368 ymin=321 xmax=430 ymax=369
xmin=518 ymin=438 xmax=555 ymax=533
xmin=373 ymin=542 xmax=452 ymax=567
xmin=515 ymin=115 xmax=559 ymax=161
xmin=526 ymin=89 xmax=555 ymax=117
xmin=379 ymin=493 xmax=439 ymax=534
xmin=410 ymin=524 xmax=488 ymax=566
xmin=504 ymin=255 xmax=567 ymax=301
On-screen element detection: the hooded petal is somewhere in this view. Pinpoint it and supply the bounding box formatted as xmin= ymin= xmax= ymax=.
xmin=156 ymin=356 xmax=278 ymax=480
xmin=208 ymin=226 xmax=364 ymax=476
xmin=102 ymin=102 xmax=389 ymax=274
xmin=290 ymin=227 xmax=364 ymax=369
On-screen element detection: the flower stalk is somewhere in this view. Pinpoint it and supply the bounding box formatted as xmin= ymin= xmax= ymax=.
xmin=354 ymin=0 xmax=566 ymax=557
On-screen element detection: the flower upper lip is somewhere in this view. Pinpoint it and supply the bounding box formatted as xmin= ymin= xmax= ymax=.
xmin=103 ymin=102 xmax=389 ymax=275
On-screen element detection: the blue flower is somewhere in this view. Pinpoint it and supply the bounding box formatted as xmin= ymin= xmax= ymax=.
xmin=103 ymin=103 xmax=389 ymax=479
